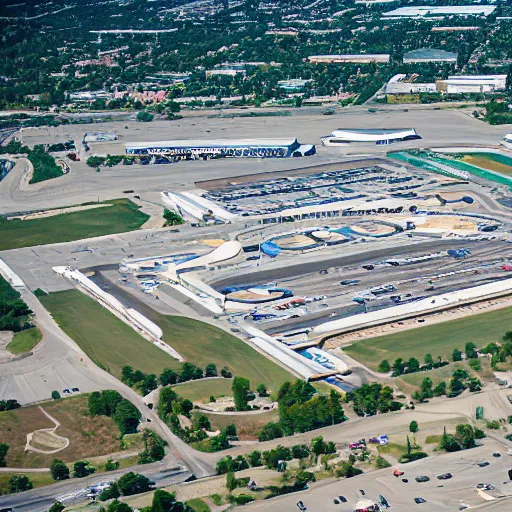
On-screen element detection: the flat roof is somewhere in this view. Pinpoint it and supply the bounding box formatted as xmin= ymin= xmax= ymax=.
xmin=383 ymin=5 xmax=496 ymax=17
xmin=332 ymin=128 xmax=414 ymax=135
xmin=126 ymin=138 xmax=299 ymax=149
xmin=403 ymin=48 xmax=458 ymax=59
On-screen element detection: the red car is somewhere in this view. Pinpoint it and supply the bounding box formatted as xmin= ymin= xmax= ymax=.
xmin=349 ymin=443 xmax=366 ymax=450
xmin=393 ymin=469 xmax=404 ymax=477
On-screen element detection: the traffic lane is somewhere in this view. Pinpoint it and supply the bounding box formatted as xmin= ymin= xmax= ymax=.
xmin=0 ymin=467 xmax=191 ymax=512
xmin=246 ymin=443 xmax=512 ymax=512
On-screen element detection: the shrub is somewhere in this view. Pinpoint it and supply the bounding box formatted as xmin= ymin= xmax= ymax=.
xmin=376 ymin=456 xmax=391 ymax=469
xmin=51 ymin=391 xmax=61 ymax=400
xmin=104 ymin=459 xmax=120 ymax=471
xmin=228 ymin=494 xmax=255 ymax=505
xmin=486 ymin=420 xmax=501 ymax=430
xmin=50 ymin=459 xmax=69 ymax=481
xmin=334 ymin=461 xmax=363 ymax=478
xmin=33 ymin=288 xmax=48 ymax=297
xmin=398 ymin=451 xmax=428 ymax=463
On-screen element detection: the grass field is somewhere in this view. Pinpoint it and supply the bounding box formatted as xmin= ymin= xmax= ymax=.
xmin=41 ymin=290 xmax=180 ymax=378
xmin=7 ymin=327 xmax=42 ymax=355
xmin=194 ymin=409 xmax=279 ymax=440
xmin=343 ymin=306 xmax=512 ymax=371
xmin=0 ymin=471 xmax=54 ymax=495
xmin=173 ymin=379 xmax=234 ymax=403
xmin=0 ymin=395 xmax=123 ymax=468
xmin=0 ymin=199 xmax=149 ymax=250
xmin=186 ymin=498 xmax=211 ymax=512
xmin=461 ymin=153 xmax=512 ymax=175
xmin=43 ymin=289 xmax=292 ymax=391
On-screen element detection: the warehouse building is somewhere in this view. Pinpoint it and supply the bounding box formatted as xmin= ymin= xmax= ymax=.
xmin=321 ymin=128 xmax=421 ymax=146
xmin=403 ymin=48 xmax=458 ymax=64
xmin=308 ymin=54 xmax=390 ymax=64
xmin=437 ymin=75 xmax=507 ymax=94
xmin=382 ymin=5 xmax=496 ymax=19
xmin=125 ymin=139 xmax=316 ymax=158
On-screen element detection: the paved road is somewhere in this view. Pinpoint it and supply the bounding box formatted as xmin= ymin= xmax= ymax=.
xmin=1 ymin=107 xmax=508 ymax=214
xmin=0 ymin=465 xmax=192 ymax=512
xmin=0 ymin=284 xmax=216 ymax=479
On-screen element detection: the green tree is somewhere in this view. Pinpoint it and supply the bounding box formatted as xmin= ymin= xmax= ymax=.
xmin=117 ymin=472 xmax=154 ymax=496
xmin=409 ymin=420 xmax=419 ymax=433
xmin=99 ymin=482 xmax=120 ymax=501
xmin=256 ymin=383 xmax=268 ymax=396
xmin=311 ymin=436 xmax=328 ymax=456
xmin=232 ymin=376 xmax=251 ymax=411
xmin=377 ymin=360 xmax=390 ymax=373
xmin=433 ymin=381 xmax=447 ymax=396
xmin=73 ymin=460 xmax=96 ymax=478
xmin=104 ymin=501 xmax=133 ymax=512
xmin=226 ymin=472 xmax=237 ymax=492
xmin=452 ymin=348 xmax=463 ymax=362
xmin=194 ymin=414 xmax=212 ymax=430
xmin=424 ymin=354 xmax=434 ymax=366
xmin=163 ymin=209 xmax=184 ymax=227
xmin=159 ymin=368 xmax=179 ymax=386
xmin=465 ymin=342 xmax=478 ymax=359
xmin=9 ymin=474 xmax=33 ymax=493
xmin=455 ymin=424 xmax=476 ymax=450
xmin=113 ymin=400 xmax=141 ymax=435
xmin=51 ymin=390 xmax=61 ymax=400
xmin=88 ymin=391 xmax=107 ymax=416
xmin=50 ymin=459 xmax=69 ymax=481
xmin=247 ymin=450 xmax=262 ymax=467
xmin=205 ymin=363 xmax=217 ymax=377
xmin=0 ymin=443 xmax=8 ymax=467
xmin=136 ymin=111 xmax=154 ymax=122
xmin=151 ymin=489 xmax=180 ymax=512
xmin=49 ymin=502 xmax=66 ymax=512
xmin=138 ymin=430 xmax=166 ymax=464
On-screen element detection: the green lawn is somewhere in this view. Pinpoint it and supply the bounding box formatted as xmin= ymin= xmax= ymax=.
xmin=0 ymin=199 xmax=149 ymax=250
xmin=41 ymin=290 xmax=180 ymax=378
xmin=172 ymin=378 xmax=234 ymax=402
xmin=0 ymin=472 xmax=54 ymax=495
xmin=42 ymin=290 xmax=292 ymax=390
xmin=344 ymin=306 xmax=512 ymax=371
xmin=186 ymin=498 xmax=211 ymax=512
xmin=7 ymin=327 xmax=42 ymax=355
xmin=155 ymin=315 xmax=292 ymax=392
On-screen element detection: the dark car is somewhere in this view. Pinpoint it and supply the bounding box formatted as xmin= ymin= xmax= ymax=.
xmin=362 ymin=265 xmax=375 ymax=270
xmin=62 ymin=388 xmax=71 ymax=394
xmin=334 ymin=499 xmax=339 ymax=505
xmin=478 ymin=461 xmax=490 ymax=467
xmin=437 ymin=473 xmax=452 ymax=480
xmin=339 ymin=496 xmax=347 ymax=503
xmin=492 ymin=452 xmax=501 ymax=458
xmin=414 ymin=498 xmax=426 ymax=504
xmin=297 ymin=501 xmax=306 ymax=511
xmin=415 ymin=476 xmax=430 ymax=483
xmin=72 ymin=387 xmax=80 ymax=393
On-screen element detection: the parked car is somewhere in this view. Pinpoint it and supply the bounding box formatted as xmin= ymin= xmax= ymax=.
xmin=478 ymin=461 xmax=490 ymax=467
xmin=338 ymin=496 xmax=347 ymax=503
xmin=71 ymin=387 xmax=80 ymax=393
xmin=393 ymin=469 xmax=404 ymax=477
xmin=414 ymin=498 xmax=426 ymax=504
xmin=437 ymin=473 xmax=452 ymax=480
xmin=415 ymin=476 xmax=430 ymax=483
xmin=475 ymin=483 xmax=494 ymax=490
xmin=62 ymin=388 xmax=71 ymax=395
xmin=362 ymin=265 xmax=375 ymax=270
xmin=492 ymin=452 xmax=501 ymax=458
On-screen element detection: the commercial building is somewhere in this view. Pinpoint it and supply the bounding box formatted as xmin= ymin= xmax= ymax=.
xmin=403 ymin=48 xmax=458 ymax=64
xmin=321 ymin=128 xmax=421 ymax=146
xmin=437 ymin=75 xmax=507 ymax=94
xmin=308 ymin=54 xmax=390 ymax=64
xmin=386 ymin=74 xmax=437 ymax=95
xmin=205 ymin=69 xmax=246 ymax=78
xmin=125 ymin=139 xmax=316 ymax=158
xmin=277 ymin=79 xmax=312 ymax=91
xmin=382 ymin=5 xmax=496 ymax=19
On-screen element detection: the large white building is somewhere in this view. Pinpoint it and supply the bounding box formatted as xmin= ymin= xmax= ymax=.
xmin=308 ymin=54 xmax=390 ymax=64
xmin=321 ymin=128 xmax=421 ymax=146
xmin=125 ymin=139 xmax=316 ymax=158
xmin=437 ymin=75 xmax=507 ymax=94
xmin=382 ymin=5 xmax=496 ymax=19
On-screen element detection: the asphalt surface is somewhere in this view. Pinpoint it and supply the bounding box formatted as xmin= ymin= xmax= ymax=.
xmin=1 ymin=106 xmax=508 ymax=214
xmin=247 ymin=442 xmax=512 ymax=512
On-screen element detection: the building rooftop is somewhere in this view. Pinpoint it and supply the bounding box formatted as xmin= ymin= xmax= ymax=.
xmin=403 ymin=48 xmax=458 ymax=61
xmin=383 ymin=5 xmax=496 ymax=18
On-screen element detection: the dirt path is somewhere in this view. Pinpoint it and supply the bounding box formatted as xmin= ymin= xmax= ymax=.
xmin=25 ymin=406 xmax=70 ymax=454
